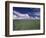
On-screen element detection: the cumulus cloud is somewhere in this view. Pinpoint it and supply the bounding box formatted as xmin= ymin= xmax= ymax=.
xmin=13 ymin=11 xmax=30 ymax=19
xmin=13 ymin=11 xmax=40 ymax=20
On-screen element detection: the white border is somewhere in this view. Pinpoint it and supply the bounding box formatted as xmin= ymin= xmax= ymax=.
xmin=9 ymin=3 xmax=44 ymax=35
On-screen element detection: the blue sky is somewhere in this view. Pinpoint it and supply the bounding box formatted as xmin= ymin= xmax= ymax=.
xmin=13 ymin=7 xmax=40 ymax=17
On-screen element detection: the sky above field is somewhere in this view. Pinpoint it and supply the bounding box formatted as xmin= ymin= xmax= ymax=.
xmin=13 ymin=7 xmax=40 ymax=13
xmin=13 ymin=7 xmax=40 ymax=17
xmin=13 ymin=7 xmax=40 ymax=19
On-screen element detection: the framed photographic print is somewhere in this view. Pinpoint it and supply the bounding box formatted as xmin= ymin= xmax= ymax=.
xmin=5 ymin=1 xmax=45 ymax=37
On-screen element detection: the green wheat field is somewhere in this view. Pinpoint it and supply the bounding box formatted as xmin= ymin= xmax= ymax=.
xmin=13 ymin=20 xmax=40 ymax=30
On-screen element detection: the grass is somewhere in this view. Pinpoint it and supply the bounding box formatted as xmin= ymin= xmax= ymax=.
xmin=13 ymin=20 xmax=40 ymax=30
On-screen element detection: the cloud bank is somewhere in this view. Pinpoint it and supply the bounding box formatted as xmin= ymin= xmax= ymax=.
xmin=13 ymin=11 xmax=40 ymax=20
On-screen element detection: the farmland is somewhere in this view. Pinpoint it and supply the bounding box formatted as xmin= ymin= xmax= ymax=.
xmin=13 ymin=19 xmax=40 ymax=30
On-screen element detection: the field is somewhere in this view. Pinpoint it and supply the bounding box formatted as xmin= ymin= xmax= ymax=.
xmin=13 ymin=20 xmax=40 ymax=30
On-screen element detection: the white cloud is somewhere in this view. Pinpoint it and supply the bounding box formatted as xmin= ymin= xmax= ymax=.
xmin=13 ymin=11 xmax=29 ymax=17
xmin=35 ymin=16 xmax=40 ymax=20
xmin=13 ymin=11 xmax=31 ymax=19
xmin=13 ymin=11 xmax=40 ymax=20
